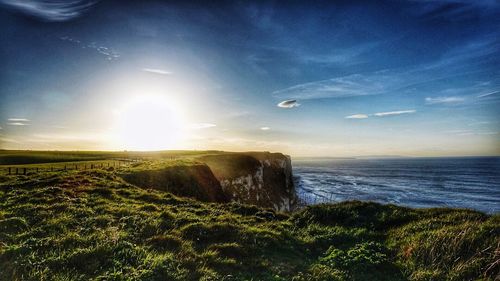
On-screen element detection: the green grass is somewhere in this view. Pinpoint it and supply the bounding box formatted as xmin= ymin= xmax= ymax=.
xmin=0 ymin=160 xmax=498 ymax=280
xmin=0 ymin=150 xmax=224 ymax=165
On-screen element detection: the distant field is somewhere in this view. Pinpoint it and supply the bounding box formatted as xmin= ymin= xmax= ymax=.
xmin=0 ymin=150 xmax=228 ymax=166
xmin=0 ymin=150 xmax=276 ymax=176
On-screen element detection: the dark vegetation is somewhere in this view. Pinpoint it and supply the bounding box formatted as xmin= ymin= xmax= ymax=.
xmin=120 ymin=162 xmax=228 ymax=203
xmin=0 ymin=151 xmax=498 ymax=280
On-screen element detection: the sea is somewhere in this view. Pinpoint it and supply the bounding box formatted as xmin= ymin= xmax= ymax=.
xmin=293 ymin=157 xmax=500 ymax=214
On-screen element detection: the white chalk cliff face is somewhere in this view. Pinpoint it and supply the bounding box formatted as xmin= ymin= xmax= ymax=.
xmin=200 ymin=153 xmax=297 ymax=211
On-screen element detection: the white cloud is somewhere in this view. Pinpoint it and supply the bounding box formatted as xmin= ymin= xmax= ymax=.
xmin=189 ymin=123 xmax=216 ymax=129
xmin=345 ymin=114 xmax=368 ymax=119
xmin=8 ymin=122 xmax=29 ymax=126
xmin=425 ymin=96 xmax=466 ymax=104
xmin=260 ymin=127 xmax=271 ymax=130
xmin=60 ymin=36 xmax=119 ymax=60
xmin=8 ymin=118 xmax=30 ymax=122
xmin=477 ymin=91 xmax=499 ymax=98
xmin=0 ymin=0 xmax=99 ymax=22
xmin=142 ymin=68 xmax=173 ymax=75
xmin=277 ymin=99 xmax=300 ymax=108
xmin=373 ymin=110 xmax=416 ymax=117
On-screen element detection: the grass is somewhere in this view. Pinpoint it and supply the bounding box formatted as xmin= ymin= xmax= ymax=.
xmin=0 ymin=153 xmax=498 ymax=280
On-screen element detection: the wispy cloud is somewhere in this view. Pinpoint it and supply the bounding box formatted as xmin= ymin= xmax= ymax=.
xmin=8 ymin=118 xmax=30 ymax=122
xmin=446 ymin=129 xmax=498 ymax=136
xmin=60 ymin=36 xmax=120 ymax=61
xmin=273 ymin=35 xmax=499 ymax=101
xmin=7 ymin=118 xmax=30 ymax=126
xmin=142 ymin=68 xmax=173 ymax=75
xmin=0 ymin=0 xmax=99 ymax=22
xmin=345 ymin=114 xmax=369 ymax=119
xmin=373 ymin=110 xmax=416 ymax=117
xmin=189 ymin=123 xmax=216 ymax=129
xmin=410 ymin=0 xmax=500 ymax=20
xmin=277 ymin=99 xmax=300 ymax=108
xmin=477 ymin=90 xmax=499 ymax=98
xmin=273 ymin=73 xmax=391 ymax=100
xmin=260 ymin=126 xmax=271 ymax=130
xmin=345 ymin=110 xmax=416 ymax=119
xmin=468 ymin=121 xmax=490 ymax=126
xmin=425 ymin=96 xmax=466 ymax=105
xmin=476 ymin=131 xmax=498 ymax=135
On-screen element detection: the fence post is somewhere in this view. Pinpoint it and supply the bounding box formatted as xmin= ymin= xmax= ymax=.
xmin=16 ymin=168 xmax=18 ymax=175
xmin=23 ymin=168 xmax=26 ymax=175
xmin=8 ymin=167 xmax=11 ymax=175
xmin=64 ymin=165 xmax=67 ymax=171
xmin=36 ymin=167 xmax=39 ymax=173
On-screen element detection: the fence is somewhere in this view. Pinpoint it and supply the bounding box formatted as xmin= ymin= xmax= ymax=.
xmin=2 ymin=160 xmax=129 ymax=175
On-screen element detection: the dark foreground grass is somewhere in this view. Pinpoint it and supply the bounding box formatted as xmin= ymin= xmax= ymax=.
xmin=0 ymin=168 xmax=498 ymax=281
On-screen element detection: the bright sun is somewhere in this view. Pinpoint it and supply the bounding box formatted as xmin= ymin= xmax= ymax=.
xmin=114 ymin=95 xmax=185 ymax=151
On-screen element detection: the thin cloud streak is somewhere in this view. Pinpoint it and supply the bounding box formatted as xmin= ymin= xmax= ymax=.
xmin=425 ymin=96 xmax=466 ymax=104
xmin=8 ymin=118 xmax=30 ymax=122
xmin=8 ymin=122 xmax=29 ymax=126
xmin=345 ymin=114 xmax=368 ymax=119
xmin=373 ymin=110 xmax=416 ymax=117
xmin=477 ymin=90 xmax=499 ymax=98
xmin=142 ymin=68 xmax=173 ymax=75
xmin=345 ymin=110 xmax=416 ymax=119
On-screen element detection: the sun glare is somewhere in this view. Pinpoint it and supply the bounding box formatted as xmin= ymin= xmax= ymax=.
xmin=114 ymin=95 xmax=185 ymax=151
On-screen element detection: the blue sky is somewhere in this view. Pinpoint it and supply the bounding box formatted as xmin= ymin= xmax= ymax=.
xmin=0 ymin=0 xmax=499 ymax=156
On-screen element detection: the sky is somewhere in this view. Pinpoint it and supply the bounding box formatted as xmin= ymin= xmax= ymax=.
xmin=0 ymin=0 xmax=499 ymax=157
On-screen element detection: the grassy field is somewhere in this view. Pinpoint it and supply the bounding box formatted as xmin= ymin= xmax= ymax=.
xmin=0 ymin=151 xmax=498 ymax=280
xmin=0 ymin=150 xmax=222 ymax=165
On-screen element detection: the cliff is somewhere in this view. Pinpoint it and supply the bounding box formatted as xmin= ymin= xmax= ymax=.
xmin=120 ymin=163 xmax=228 ymax=203
xmin=198 ymin=152 xmax=297 ymax=211
xmin=118 ymin=152 xmax=297 ymax=211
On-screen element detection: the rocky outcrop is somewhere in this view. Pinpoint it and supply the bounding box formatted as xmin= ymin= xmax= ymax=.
xmin=119 ymin=152 xmax=297 ymax=211
xmin=198 ymin=152 xmax=297 ymax=211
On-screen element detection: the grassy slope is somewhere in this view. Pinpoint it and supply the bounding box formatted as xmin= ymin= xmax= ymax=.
xmin=0 ymin=158 xmax=498 ymax=280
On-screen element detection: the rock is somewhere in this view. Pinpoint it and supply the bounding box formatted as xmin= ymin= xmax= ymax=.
xmin=199 ymin=152 xmax=297 ymax=211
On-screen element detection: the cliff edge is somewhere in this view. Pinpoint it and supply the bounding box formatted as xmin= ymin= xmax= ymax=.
xmin=119 ymin=152 xmax=297 ymax=211
xmin=198 ymin=152 xmax=297 ymax=211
